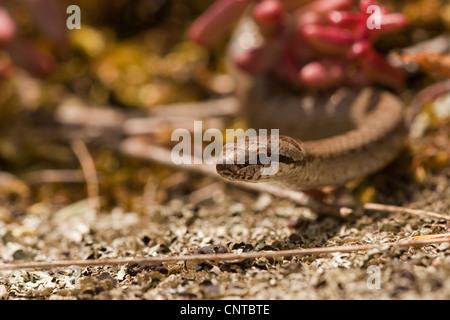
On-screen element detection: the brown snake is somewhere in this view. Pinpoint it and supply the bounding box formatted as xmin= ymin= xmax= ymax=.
xmin=215 ymin=17 xmax=407 ymax=189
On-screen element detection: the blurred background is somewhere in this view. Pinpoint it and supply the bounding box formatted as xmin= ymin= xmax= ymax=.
xmin=0 ymin=0 xmax=449 ymax=214
xmin=0 ymin=0 xmax=226 ymax=214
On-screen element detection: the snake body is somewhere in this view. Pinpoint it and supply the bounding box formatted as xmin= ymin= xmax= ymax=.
xmin=216 ymin=18 xmax=407 ymax=189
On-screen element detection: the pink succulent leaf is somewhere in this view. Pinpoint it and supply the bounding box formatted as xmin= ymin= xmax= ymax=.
xmin=299 ymin=58 xmax=346 ymax=89
xmin=359 ymin=0 xmax=382 ymax=13
xmin=289 ymin=27 xmax=317 ymax=64
xmin=302 ymin=25 xmax=354 ymax=56
xmin=351 ymin=22 xmax=371 ymax=42
xmin=327 ymin=11 xmax=365 ymax=29
xmin=276 ymin=0 xmax=314 ymax=11
xmin=189 ymin=0 xmax=254 ymax=47
xmin=370 ymin=13 xmax=409 ymax=39
xmin=296 ymin=11 xmax=323 ymax=27
xmin=362 ymin=50 xmax=405 ymax=88
xmin=380 ymin=13 xmax=408 ymax=29
xmin=0 ymin=7 xmax=16 ymax=46
xmin=252 ymin=0 xmax=286 ymax=37
xmin=275 ymin=48 xmax=302 ymax=85
xmin=297 ymin=0 xmax=353 ymax=17
xmin=233 ymin=43 xmax=277 ymax=74
xmin=348 ymin=40 xmax=371 ymax=60
xmin=189 ymin=0 xmax=407 ymax=91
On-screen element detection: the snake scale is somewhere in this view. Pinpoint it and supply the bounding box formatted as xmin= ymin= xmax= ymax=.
xmin=215 ymin=17 xmax=407 ymax=189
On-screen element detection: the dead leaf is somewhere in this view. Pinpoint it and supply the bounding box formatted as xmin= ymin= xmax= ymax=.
xmin=399 ymin=52 xmax=450 ymax=77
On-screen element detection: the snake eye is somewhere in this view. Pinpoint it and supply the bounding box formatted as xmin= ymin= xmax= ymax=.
xmin=277 ymin=155 xmax=294 ymax=164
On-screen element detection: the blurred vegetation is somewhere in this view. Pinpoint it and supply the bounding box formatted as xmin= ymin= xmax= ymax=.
xmin=0 ymin=0 xmax=223 ymax=212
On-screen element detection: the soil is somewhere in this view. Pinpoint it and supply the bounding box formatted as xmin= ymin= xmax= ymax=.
xmin=1 ymin=0 xmax=450 ymax=300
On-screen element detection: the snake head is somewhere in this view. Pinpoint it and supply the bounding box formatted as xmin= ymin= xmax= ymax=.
xmin=216 ymin=135 xmax=307 ymax=182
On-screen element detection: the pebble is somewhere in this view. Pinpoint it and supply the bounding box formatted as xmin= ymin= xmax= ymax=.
xmin=252 ymin=194 xmax=272 ymax=212
xmin=0 ymin=285 xmax=8 ymax=300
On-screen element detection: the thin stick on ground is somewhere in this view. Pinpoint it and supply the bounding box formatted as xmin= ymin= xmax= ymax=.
xmin=119 ymin=137 xmax=450 ymax=221
xmin=71 ymin=139 xmax=100 ymax=213
xmin=56 ymin=96 xmax=238 ymax=129
xmin=362 ymin=203 xmax=450 ymax=221
xmin=0 ymin=237 xmax=449 ymax=271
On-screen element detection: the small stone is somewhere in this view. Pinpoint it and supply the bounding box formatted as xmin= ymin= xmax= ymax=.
xmin=252 ymin=194 xmax=272 ymax=211
xmin=287 ymin=217 xmax=308 ymax=230
xmin=194 ymin=244 xmax=229 ymax=255
xmin=288 ymin=233 xmax=303 ymax=244
xmin=96 ymin=272 xmax=118 ymax=287
xmin=199 ymin=279 xmax=221 ymax=298
xmin=141 ymin=235 xmax=151 ymax=245
xmin=0 ymin=285 xmax=8 ymax=300
xmin=126 ymin=262 xmax=168 ymax=276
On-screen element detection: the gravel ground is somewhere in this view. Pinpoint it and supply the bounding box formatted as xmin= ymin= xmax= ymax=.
xmin=1 ymin=135 xmax=449 ymax=300
xmin=0 ymin=0 xmax=450 ymax=301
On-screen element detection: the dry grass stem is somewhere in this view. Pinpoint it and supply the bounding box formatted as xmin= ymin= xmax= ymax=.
xmin=1 ymin=237 xmax=449 ymax=271
xmin=71 ymin=140 xmax=100 ymax=213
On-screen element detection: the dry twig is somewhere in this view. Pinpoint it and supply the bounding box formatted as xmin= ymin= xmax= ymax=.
xmin=71 ymin=140 xmax=100 ymax=213
xmin=0 ymin=237 xmax=449 ymax=271
xmin=362 ymin=203 xmax=450 ymax=221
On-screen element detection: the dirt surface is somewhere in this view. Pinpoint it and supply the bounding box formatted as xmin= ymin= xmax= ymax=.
xmin=1 ymin=143 xmax=450 ymax=300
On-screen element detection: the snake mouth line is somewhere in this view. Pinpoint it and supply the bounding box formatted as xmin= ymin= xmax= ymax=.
xmin=215 ymin=154 xmax=305 ymax=182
